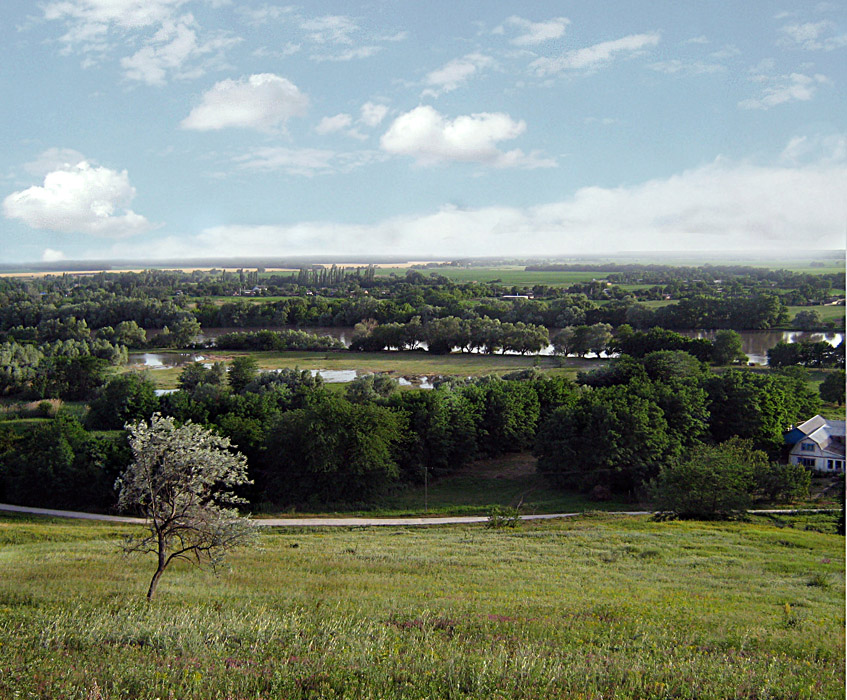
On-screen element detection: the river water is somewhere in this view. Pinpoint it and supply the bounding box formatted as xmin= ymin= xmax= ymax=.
xmin=134 ymin=327 xmax=843 ymax=370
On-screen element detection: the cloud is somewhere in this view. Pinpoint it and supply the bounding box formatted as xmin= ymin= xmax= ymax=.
xmin=780 ymin=133 xmax=847 ymax=164
xmin=238 ymin=4 xmax=295 ymax=27
xmin=100 ymin=156 xmax=847 ymax=259
xmin=423 ymin=53 xmax=494 ymax=96
xmin=531 ymin=32 xmax=660 ymax=75
xmin=380 ymin=106 xmax=555 ymax=168
xmin=739 ymin=72 xmax=829 ymax=110
xmin=360 ymin=102 xmax=388 ymax=127
xmin=23 ymin=148 xmax=87 ymax=176
xmin=234 ymin=147 xmax=386 ymax=177
xmin=315 ymin=113 xmax=353 ymax=135
xmin=42 ymin=248 xmax=66 ymax=262
xmin=120 ymin=15 xmax=240 ymax=86
xmin=181 ymin=73 xmax=309 ymax=131
xmin=43 ymin=1 xmax=237 ymax=83
xmin=309 ymin=46 xmax=380 ymax=62
xmin=301 ymin=15 xmax=358 ymax=44
xmin=649 ymin=59 xmax=725 ymax=76
xmin=779 ymin=20 xmax=847 ymax=50
xmin=43 ymin=0 xmax=184 ymax=36
xmin=4 ymin=160 xmax=153 ymax=237
xmin=497 ymin=16 xmax=570 ymax=46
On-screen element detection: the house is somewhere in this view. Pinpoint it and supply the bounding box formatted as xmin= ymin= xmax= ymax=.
xmin=784 ymin=415 xmax=846 ymax=473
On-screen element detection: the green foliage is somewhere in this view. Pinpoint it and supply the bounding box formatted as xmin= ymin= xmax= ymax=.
xmin=819 ymin=370 xmax=845 ymax=405
xmin=792 ymin=309 xmax=822 ymax=330
xmin=227 ymin=354 xmax=259 ymax=393
xmin=753 ymin=461 xmax=811 ymax=502
xmin=485 ymin=505 xmax=521 ymax=529
xmin=705 ymin=369 xmax=821 ymax=454
xmin=345 ymin=373 xmax=399 ymax=403
xmin=711 ymin=329 xmax=746 ymax=365
xmin=177 ymin=361 xmax=226 ymax=392
xmin=156 ymin=315 xmax=201 ymax=348
xmin=86 ymin=372 xmax=159 ymax=430
xmin=536 ymin=384 xmax=675 ymax=494
xmin=261 ymin=394 xmax=406 ymax=505
xmin=0 ymin=413 xmax=126 ymax=510
xmin=650 ymin=438 xmax=768 ymax=519
xmin=388 ymin=389 xmax=477 ymax=483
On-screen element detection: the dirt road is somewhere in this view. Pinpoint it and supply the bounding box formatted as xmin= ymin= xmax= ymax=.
xmin=0 ymin=502 xmax=651 ymax=526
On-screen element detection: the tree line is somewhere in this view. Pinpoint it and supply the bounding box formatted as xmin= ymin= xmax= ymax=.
xmin=0 ymin=349 xmax=826 ymax=512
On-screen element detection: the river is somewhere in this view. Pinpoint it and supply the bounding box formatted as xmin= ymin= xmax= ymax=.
xmin=136 ymin=326 xmax=843 ymax=368
xmin=205 ymin=326 xmax=844 ymax=364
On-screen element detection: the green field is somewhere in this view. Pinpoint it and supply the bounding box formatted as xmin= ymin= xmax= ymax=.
xmin=785 ymin=305 xmax=846 ymax=326
xmin=373 ymin=266 xmax=614 ymax=286
xmin=0 ymin=512 xmax=842 ymax=699
xmin=137 ymin=350 xmax=597 ymax=390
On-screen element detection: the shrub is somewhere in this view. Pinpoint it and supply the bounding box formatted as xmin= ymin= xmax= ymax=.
xmin=650 ymin=438 xmax=767 ymax=520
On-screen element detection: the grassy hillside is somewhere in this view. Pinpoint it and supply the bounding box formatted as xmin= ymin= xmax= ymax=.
xmin=0 ymin=513 xmax=842 ymax=699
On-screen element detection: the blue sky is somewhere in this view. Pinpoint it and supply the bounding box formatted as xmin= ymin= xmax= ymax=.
xmin=1 ymin=0 xmax=845 ymax=263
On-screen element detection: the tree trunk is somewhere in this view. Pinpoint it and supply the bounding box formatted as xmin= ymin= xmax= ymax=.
xmin=147 ymin=535 xmax=167 ymax=600
xmin=147 ymin=563 xmax=166 ymax=600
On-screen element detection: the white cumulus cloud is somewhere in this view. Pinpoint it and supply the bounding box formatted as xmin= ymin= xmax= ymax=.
xmin=23 ymin=148 xmax=88 ymax=176
xmin=380 ymin=106 xmax=555 ymax=168
xmin=531 ymin=32 xmax=660 ymax=75
xmin=181 ymin=73 xmax=309 ymax=131
xmin=42 ymin=248 xmax=66 ymax=262
xmin=4 ymin=160 xmax=153 ymax=237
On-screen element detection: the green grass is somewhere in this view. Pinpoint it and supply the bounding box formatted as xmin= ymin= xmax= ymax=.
xmin=0 ymin=513 xmax=842 ymax=699
xmin=366 ymin=454 xmax=633 ymax=517
xmin=784 ymin=305 xmax=846 ymax=326
xmin=374 ymin=266 xmax=614 ymax=286
xmin=135 ymin=350 xmax=601 ymax=390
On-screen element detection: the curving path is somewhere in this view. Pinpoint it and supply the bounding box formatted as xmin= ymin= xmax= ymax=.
xmin=0 ymin=502 xmax=650 ymax=526
xmin=1 ymin=503 xmax=831 ymax=527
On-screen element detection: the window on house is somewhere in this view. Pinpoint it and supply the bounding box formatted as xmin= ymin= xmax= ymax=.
xmin=801 ymin=443 xmax=816 ymax=452
xmin=799 ymin=457 xmax=816 ymax=467
xmin=828 ymin=460 xmax=834 ymax=470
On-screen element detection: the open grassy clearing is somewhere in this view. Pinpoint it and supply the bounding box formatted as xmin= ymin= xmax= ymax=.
xmin=784 ymin=305 xmax=845 ymax=325
xmin=373 ymin=266 xmax=615 ymax=286
xmin=135 ymin=350 xmax=595 ymax=390
xmin=0 ymin=513 xmax=842 ymax=699
xmin=277 ymin=453 xmax=636 ymax=518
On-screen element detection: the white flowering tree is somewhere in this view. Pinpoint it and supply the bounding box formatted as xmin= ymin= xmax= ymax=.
xmin=116 ymin=414 xmax=255 ymax=599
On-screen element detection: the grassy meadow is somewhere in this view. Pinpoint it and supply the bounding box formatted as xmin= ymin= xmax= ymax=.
xmin=138 ymin=350 xmax=594 ymax=391
xmin=0 ymin=512 xmax=843 ymax=699
xmin=372 ymin=266 xmax=614 ymax=286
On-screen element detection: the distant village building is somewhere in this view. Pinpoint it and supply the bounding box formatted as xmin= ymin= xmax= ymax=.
xmin=784 ymin=415 xmax=845 ymax=473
